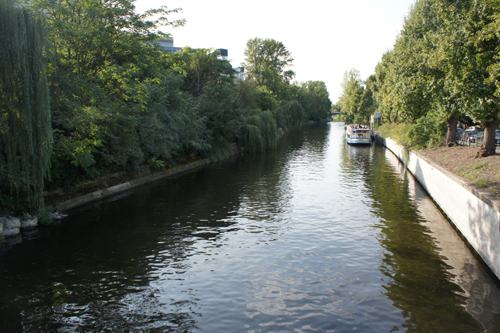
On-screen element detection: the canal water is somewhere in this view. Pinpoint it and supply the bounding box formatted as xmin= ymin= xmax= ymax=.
xmin=1 ymin=123 xmax=500 ymax=332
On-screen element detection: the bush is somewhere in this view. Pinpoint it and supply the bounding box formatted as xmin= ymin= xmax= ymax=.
xmin=407 ymin=117 xmax=446 ymax=149
xmin=377 ymin=123 xmax=411 ymax=148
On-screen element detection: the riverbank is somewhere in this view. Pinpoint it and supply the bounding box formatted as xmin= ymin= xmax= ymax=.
xmin=44 ymin=145 xmax=239 ymax=213
xmin=378 ymin=136 xmax=500 ymax=280
xmin=1 ymin=149 xmax=236 ymax=241
xmin=2 ymin=125 xmax=299 ymax=241
xmin=46 ymin=128 xmax=292 ymax=213
xmin=46 ymin=158 xmax=211 ymax=212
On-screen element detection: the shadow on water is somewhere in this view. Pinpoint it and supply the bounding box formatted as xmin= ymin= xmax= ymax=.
xmin=342 ymin=142 xmax=500 ymax=332
xmin=1 ymin=123 xmax=500 ymax=332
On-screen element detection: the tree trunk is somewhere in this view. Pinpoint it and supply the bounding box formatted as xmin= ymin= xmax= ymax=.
xmin=478 ymin=111 xmax=498 ymax=157
xmin=446 ymin=114 xmax=459 ymax=147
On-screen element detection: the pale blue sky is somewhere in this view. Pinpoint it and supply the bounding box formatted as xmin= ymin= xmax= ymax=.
xmin=135 ymin=0 xmax=416 ymax=103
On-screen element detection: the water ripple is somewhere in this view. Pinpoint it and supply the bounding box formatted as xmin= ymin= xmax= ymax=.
xmin=2 ymin=124 xmax=500 ymax=333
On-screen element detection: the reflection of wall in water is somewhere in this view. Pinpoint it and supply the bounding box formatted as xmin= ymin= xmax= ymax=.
xmin=384 ymin=149 xmax=406 ymax=182
xmin=384 ymin=147 xmax=500 ymax=331
xmin=408 ymin=176 xmax=500 ymax=331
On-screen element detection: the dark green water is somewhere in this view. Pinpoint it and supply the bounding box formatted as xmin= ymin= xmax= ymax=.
xmin=1 ymin=123 xmax=500 ymax=332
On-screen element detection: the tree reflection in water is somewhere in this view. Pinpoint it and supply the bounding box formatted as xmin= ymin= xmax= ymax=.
xmin=351 ymin=144 xmax=500 ymax=332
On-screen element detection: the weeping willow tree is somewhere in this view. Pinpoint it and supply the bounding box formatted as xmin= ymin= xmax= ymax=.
xmin=0 ymin=0 xmax=52 ymax=215
xmin=239 ymin=111 xmax=277 ymax=152
xmin=275 ymin=100 xmax=304 ymax=132
xmin=239 ymin=122 xmax=264 ymax=153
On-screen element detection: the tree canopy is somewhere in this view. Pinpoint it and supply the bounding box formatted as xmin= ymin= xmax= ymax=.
xmin=338 ymin=69 xmax=364 ymax=124
xmin=243 ymin=38 xmax=295 ymax=99
xmin=0 ymin=0 xmax=331 ymax=215
xmin=343 ymin=0 xmax=500 ymax=154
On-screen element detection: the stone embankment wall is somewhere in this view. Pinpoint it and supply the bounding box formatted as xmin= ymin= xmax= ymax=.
xmin=1 ymin=216 xmax=38 ymax=239
xmin=380 ymin=136 xmax=500 ymax=280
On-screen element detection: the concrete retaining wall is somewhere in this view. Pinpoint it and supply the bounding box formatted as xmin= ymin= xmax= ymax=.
xmin=49 ymin=158 xmax=211 ymax=212
xmin=380 ymin=137 xmax=500 ymax=280
xmin=47 ymin=141 xmax=248 ymax=212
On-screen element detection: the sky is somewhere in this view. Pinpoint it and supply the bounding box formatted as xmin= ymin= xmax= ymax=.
xmin=135 ymin=0 xmax=416 ymax=103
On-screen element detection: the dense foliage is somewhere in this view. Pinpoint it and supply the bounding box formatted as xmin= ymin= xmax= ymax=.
xmin=338 ymin=0 xmax=500 ymax=154
xmin=0 ymin=0 xmax=52 ymax=215
xmin=243 ymin=38 xmax=295 ymax=99
xmin=0 ymin=0 xmax=331 ymax=215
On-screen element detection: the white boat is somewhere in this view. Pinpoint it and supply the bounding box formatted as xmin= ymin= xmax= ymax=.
xmin=346 ymin=124 xmax=372 ymax=145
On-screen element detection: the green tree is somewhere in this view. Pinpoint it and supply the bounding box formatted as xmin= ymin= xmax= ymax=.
xmin=374 ymin=0 xmax=456 ymax=146
xmin=392 ymin=0 xmax=437 ymax=123
xmin=29 ymin=0 xmax=186 ymax=187
xmin=195 ymin=81 xmax=245 ymax=159
xmin=374 ymin=52 xmax=401 ymax=124
xmin=375 ymin=0 xmax=500 ymax=153
xmin=483 ymin=0 xmax=500 ymax=95
xmin=243 ymin=38 xmax=295 ymax=98
xmin=339 ymin=69 xmax=364 ymax=124
xmin=234 ymin=78 xmax=259 ymax=110
xmin=274 ymin=100 xmax=304 ymax=132
xmin=357 ymin=75 xmax=377 ymax=124
xmin=255 ymin=86 xmax=279 ymax=112
xmin=0 ymin=0 xmax=52 ymax=214
xmin=299 ymin=81 xmax=332 ymax=122
xmin=30 ymin=0 xmax=184 ymax=80
xmin=413 ymin=0 xmax=500 ymax=153
xmin=239 ymin=110 xmax=277 ymax=152
xmin=168 ymin=47 xmax=235 ymax=97
xmin=461 ymin=0 xmax=500 ymax=155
